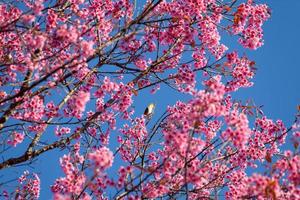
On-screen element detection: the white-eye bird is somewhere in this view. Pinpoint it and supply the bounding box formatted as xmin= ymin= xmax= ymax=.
xmin=144 ymin=103 xmax=155 ymax=119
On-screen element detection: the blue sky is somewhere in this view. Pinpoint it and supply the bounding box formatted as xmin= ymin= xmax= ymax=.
xmin=1 ymin=1 xmax=300 ymax=199
xmin=234 ymin=0 xmax=300 ymax=124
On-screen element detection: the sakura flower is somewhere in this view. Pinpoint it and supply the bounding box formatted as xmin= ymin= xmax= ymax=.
xmin=80 ymin=40 xmax=94 ymax=57
xmin=7 ymin=131 xmax=25 ymax=147
xmin=88 ymin=147 xmax=114 ymax=172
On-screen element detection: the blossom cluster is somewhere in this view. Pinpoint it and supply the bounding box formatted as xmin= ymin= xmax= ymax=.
xmin=3 ymin=171 xmax=41 ymax=200
xmin=1 ymin=0 xmax=293 ymax=199
xmin=7 ymin=131 xmax=25 ymax=147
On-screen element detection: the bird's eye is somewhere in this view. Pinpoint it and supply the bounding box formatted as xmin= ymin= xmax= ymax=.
xmin=35 ymin=49 xmax=40 ymax=54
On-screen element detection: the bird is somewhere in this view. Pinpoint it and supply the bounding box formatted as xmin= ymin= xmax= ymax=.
xmin=31 ymin=48 xmax=42 ymax=61
xmin=144 ymin=103 xmax=155 ymax=119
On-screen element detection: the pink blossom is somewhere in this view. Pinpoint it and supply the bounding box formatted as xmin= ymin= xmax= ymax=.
xmin=65 ymin=90 xmax=90 ymax=118
xmin=7 ymin=131 xmax=25 ymax=147
xmin=21 ymin=14 xmax=35 ymax=24
xmin=32 ymin=0 xmax=44 ymax=15
xmin=55 ymin=126 xmax=71 ymax=137
xmin=52 ymin=152 xmax=87 ymax=196
xmin=134 ymin=58 xmax=148 ymax=70
xmin=46 ymin=9 xmax=58 ymax=30
xmin=80 ymin=40 xmax=94 ymax=57
xmin=232 ymin=3 xmax=270 ymax=49
xmin=16 ymin=171 xmax=40 ymax=199
xmin=193 ymin=48 xmax=207 ymax=69
xmin=88 ymin=147 xmax=114 ymax=172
